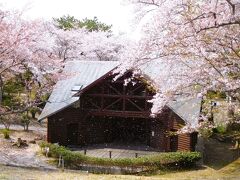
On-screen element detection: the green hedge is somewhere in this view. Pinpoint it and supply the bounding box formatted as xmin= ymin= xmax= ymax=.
xmin=39 ymin=142 xmax=201 ymax=169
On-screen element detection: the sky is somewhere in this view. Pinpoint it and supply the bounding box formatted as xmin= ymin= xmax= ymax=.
xmin=0 ymin=0 xmax=134 ymax=34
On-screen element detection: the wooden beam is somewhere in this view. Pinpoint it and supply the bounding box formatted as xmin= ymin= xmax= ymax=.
xmin=86 ymin=94 xmax=152 ymax=99
xmin=86 ymin=98 xmax=101 ymax=109
xmin=126 ymin=98 xmax=144 ymax=111
xmin=89 ymin=110 xmax=151 ymax=118
xmin=103 ymin=98 xmax=122 ymax=110
xmin=129 ymin=84 xmax=144 ymax=94
xmin=101 ymin=86 xmax=104 ymax=110
xmin=145 ymin=87 xmax=147 ymax=111
xmin=106 ymin=83 xmax=122 ymax=95
xmin=123 ymin=85 xmax=126 ymax=111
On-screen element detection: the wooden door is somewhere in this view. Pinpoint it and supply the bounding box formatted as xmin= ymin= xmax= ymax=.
xmin=170 ymin=135 xmax=178 ymax=152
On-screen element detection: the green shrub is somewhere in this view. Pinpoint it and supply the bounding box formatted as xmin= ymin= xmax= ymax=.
xmin=2 ymin=129 xmax=10 ymax=139
xmin=39 ymin=142 xmax=201 ymax=170
xmin=213 ymin=124 xmax=227 ymax=134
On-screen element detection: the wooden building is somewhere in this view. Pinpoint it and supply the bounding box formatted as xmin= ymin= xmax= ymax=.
xmin=38 ymin=61 xmax=201 ymax=152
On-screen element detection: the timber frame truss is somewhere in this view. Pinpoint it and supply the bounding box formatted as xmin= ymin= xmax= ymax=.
xmin=79 ymin=72 xmax=155 ymax=118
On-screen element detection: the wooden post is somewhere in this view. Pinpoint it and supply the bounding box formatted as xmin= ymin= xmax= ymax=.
xmin=109 ymin=151 xmax=112 ymax=159
xmin=58 ymin=155 xmax=65 ymax=171
xmin=58 ymin=155 xmax=62 ymax=167
xmin=61 ymin=157 xmax=64 ymax=171
xmin=84 ymin=149 xmax=87 ymax=155
xmin=44 ymin=147 xmax=49 ymax=157
xmin=135 ymin=153 xmax=138 ymax=158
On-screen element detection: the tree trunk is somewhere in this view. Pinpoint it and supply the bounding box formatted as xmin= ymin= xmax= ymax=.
xmin=0 ymin=75 xmax=3 ymax=104
xmin=26 ymin=123 xmax=29 ymax=131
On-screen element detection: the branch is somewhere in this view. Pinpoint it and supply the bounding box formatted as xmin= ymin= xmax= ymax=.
xmin=0 ymin=102 xmax=44 ymax=116
xmin=225 ymin=0 xmax=236 ymax=14
xmin=137 ymin=0 xmax=160 ymax=7
xmin=197 ymin=20 xmax=240 ymax=33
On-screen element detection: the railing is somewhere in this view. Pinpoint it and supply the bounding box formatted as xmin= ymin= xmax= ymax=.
xmin=77 ymin=149 xmax=157 ymax=159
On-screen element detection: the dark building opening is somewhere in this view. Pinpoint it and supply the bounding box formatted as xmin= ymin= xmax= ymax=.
xmin=85 ymin=116 xmax=151 ymax=146
xmin=67 ymin=123 xmax=79 ymax=145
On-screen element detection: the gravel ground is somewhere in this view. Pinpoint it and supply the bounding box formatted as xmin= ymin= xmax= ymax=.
xmin=0 ymin=124 xmax=54 ymax=170
xmin=0 ymin=123 xmax=46 ymax=134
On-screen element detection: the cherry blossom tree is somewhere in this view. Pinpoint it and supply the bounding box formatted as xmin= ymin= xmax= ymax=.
xmin=0 ymin=9 xmax=61 ymax=116
xmin=121 ymin=0 xmax=240 ymax=125
xmin=49 ymin=18 xmax=124 ymax=62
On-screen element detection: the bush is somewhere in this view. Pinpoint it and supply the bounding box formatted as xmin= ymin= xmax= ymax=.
xmin=20 ymin=113 xmax=31 ymax=131
xmin=213 ymin=124 xmax=227 ymax=134
xmin=39 ymin=142 xmax=201 ymax=170
xmin=2 ymin=129 xmax=10 ymax=139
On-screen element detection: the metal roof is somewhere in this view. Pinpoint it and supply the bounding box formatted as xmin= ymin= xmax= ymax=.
xmin=167 ymin=97 xmax=202 ymax=128
xmin=38 ymin=60 xmax=201 ymax=128
xmin=38 ymin=60 xmax=119 ymax=121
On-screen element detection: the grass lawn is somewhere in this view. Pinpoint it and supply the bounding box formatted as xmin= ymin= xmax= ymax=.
xmin=0 ymin=158 xmax=240 ymax=180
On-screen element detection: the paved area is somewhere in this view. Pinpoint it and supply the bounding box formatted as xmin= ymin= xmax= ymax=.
xmin=70 ymin=143 xmax=159 ymax=158
xmin=203 ymin=138 xmax=239 ymax=170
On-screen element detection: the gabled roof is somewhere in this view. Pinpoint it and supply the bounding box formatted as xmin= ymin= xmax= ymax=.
xmin=38 ymin=60 xmax=202 ymax=128
xmin=38 ymin=61 xmax=119 ymax=121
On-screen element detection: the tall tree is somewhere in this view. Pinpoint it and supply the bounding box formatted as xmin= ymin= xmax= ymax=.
xmin=78 ymin=17 xmax=112 ymax=32
xmin=53 ymin=15 xmax=78 ymax=30
xmin=122 ymin=0 xmax=240 ymax=111
xmin=53 ymin=15 xmax=112 ymax=32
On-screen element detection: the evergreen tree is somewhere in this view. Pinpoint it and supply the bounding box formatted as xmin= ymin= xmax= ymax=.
xmin=53 ymin=15 xmax=112 ymax=32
